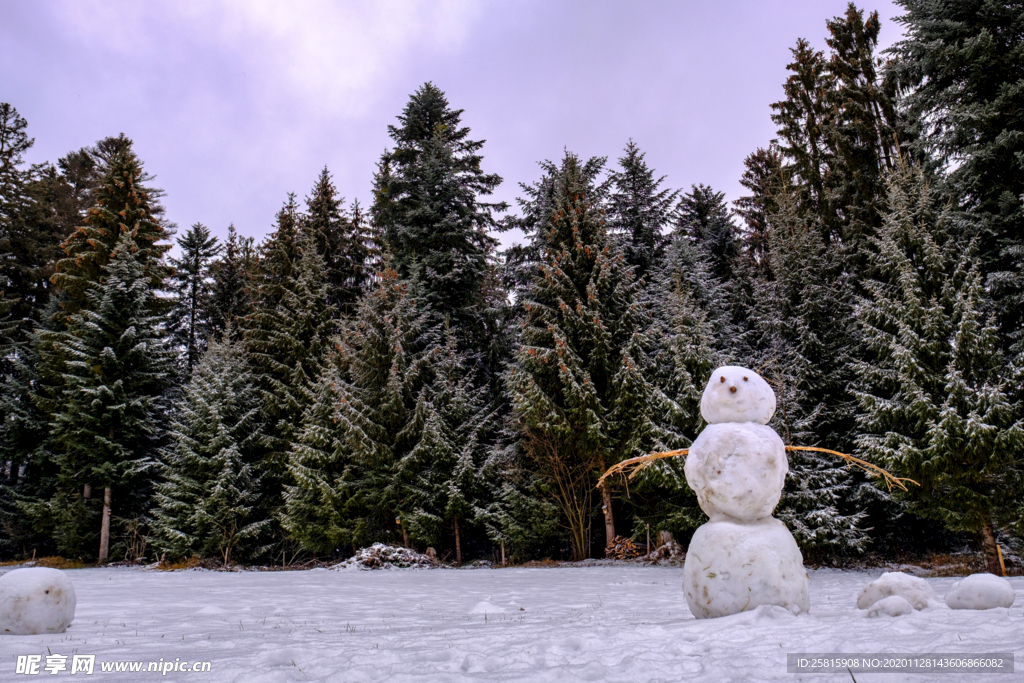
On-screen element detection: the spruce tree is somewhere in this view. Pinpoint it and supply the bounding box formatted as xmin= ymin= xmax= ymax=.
xmin=735 ymin=146 xmax=784 ymax=268
xmin=373 ymin=83 xmax=504 ymax=347
xmin=153 ymin=335 xmax=266 ymax=564
xmin=281 ymin=369 xmax=350 ymax=555
xmin=51 ymin=135 xmax=170 ymax=314
xmin=888 ymin=0 xmax=1024 ymax=350
xmin=0 ymin=103 xmax=34 ymax=328
xmin=209 ymin=224 xmax=255 ymax=338
xmin=508 ymin=152 xmax=657 ymax=559
xmin=168 ymin=223 xmax=221 ymax=374
xmin=629 ymin=274 xmax=718 ymax=538
xmin=401 ymin=325 xmax=493 ymax=563
xmin=607 ymin=140 xmax=678 ymax=282
xmin=304 ymin=168 xmax=373 ymax=317
xmin=43 ymin=232 xmax=174 ymax=560
xmin=677 ymin=184 xmax=740 ymax=283
xmin=243 ymin=235 xmax=335 ymax=549
xmin=767 ymin=4 xmax=904 ymax=254
xmin=854 ymin=162 xmax=1024 ymax=573
xmin=744 ymin=188 xmax=868 ymax=555
xmin=331 ymin=262 xmax=435 ymax=548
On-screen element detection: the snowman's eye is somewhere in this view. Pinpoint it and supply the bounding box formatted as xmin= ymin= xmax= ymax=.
xmin=719 ymin=376 xmax=725 ymax=383
xmin=743 ymin=376 xmax=748 ymax=381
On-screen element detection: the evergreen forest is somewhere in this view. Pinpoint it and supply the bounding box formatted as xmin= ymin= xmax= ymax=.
xmin=2 ymin=2 xmax=1022 ymax=574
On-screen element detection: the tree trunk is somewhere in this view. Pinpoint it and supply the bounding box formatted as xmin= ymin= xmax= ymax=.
xmin=599 ymin=477 xmax=615 ymax=555
xmin=83 ymin=484 xmax=91 ymax=499
xmin=453 ymin=516 xmax=462 ymax=565
xmin=500 ymin=540 xmax=506 ymax=567
xmin=98 ymin=487 xmax=111 ymax=562
xmin=981 ymin=521 xmax=1001 ymax=575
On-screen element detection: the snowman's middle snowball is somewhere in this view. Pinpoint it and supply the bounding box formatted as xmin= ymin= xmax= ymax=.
xmin=685 ymin=422 xmax=788 ymax=522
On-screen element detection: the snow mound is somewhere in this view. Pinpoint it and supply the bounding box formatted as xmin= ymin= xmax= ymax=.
xmin=683 ymin=517 xmax=809 ymax=619
xmin=857 ymin=571 xmax=936 ymax=610
xmin=0 ymin=567 xmax=77 ymax=635
xmin=331 ymin=544 xmax=437 ymax=571
xmin=866 ymin=595 xmax=914 ymax=617
xmin=468 ymin=600 xmax=506 ymax=615
xmin=944 ymin=573 xmax=1015 ymax=610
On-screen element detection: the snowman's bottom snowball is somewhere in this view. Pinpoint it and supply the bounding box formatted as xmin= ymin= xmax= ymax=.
xmin=0 ymin=567 xmax=76 ymax=635
xmin=683 ymin=518 xmax=809 ymax=619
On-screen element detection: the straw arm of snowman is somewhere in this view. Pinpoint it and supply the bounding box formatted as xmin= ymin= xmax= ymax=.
xmin=597 ymin=366 xmax=918 ymax=493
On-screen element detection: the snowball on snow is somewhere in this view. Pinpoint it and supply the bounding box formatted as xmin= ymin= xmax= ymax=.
xmin=944 ymin=573 xmax=1015 ymax=610
xmin=683 ymin=517 xmax=809 ymax=619
xmin=700 ymin=366 xmax=776 ymax=425
xmin=866 ymin=595 xmax=914 ymax=617
xmin=685 ymin=422 xmax=787 ymax=522
xmin=856 ymin=572 xmax=936 ymax=611
xmin=0 ymin=567 xmax=76 ymax=635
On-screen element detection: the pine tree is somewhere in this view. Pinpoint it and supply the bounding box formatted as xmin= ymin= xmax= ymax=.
xmin=51 ymin=135 xmax=170 ymax=315
xmin=854 ymin=161 xmax=1024 ymax=573
xmin=401 ymin=324 xmax=493 ymax=563
xmin=281 ymin=369 xmax=350 ymax=555
xmin=373 ymin=83 xmax=504 ymax=346
xmin=168 ymin=223 xmax=221 ymax=374
xmin=508 ymin=152 xmax=657 ymax=559
xmin=42 ymin=231 xmax=174 ymax=560
xmin=0 ymin=103 xmax=34 ymax=329
xmin=243 ymin=235 xmax=335 ymax=549
xmin=607 ymin=140 xmax=678 ymax=283
xmin=744 ymin=188 xmax=868 ymax=555
xmin=209 ymin=224 xmax=255 ymax=338
xmin=153 ymin=335 xmax=266 ymax=565
xmin=628 ymin=274 xmax=718 ymax=539
xmin=304 ymin=168 xmax=374 ymax=317
xmin=735 ymin=146 xmax=784 ymax=267
xmin=677 ymin=184 xmax=740 ymax=283
xmin=768 ymin=4 xmax=904 ymax=253
xmin=331 ymin=262 xmax=435 ymax=548
xmin=888 ymin=0 xmax=1024 ymax=351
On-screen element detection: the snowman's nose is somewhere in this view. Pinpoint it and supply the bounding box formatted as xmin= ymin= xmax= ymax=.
xmin=729 ymin=386 xmax=737 ymax=393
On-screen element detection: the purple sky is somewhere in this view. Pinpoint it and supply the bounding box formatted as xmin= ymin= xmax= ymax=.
xmin=2 ymin=0 xmax=903 ymax=253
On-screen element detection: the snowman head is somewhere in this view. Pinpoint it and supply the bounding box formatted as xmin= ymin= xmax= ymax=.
xmin=700 ymin=366 xmax=776 ymax=425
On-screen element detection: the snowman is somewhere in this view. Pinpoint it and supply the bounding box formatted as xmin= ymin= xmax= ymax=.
xmin=681 ymin=366 xmax=809 ymax=618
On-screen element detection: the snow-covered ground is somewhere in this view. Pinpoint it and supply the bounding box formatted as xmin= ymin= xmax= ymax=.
xmin=2 ymin=564 xmax=1020 ymax=682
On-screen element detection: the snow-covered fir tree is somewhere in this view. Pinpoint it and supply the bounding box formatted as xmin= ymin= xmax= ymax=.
xmin=304 ymin=168 xmax=374 ymax=318
xmin=41 ymin=231 xmax=175 ymax=560
xmin=508 ymin=151 xmax=657 ymax=559
xmin=243 ymin=234 xmax=335 ymax=549
xmin=50 ymin=135 xmax=170 ymax=314
xmin=167 ymin=222 xmax=221 ymax=374
xmin=153 ymin=335 xmax=266 ymax=565
xmin=280 ymin=369 xmax=349 ymax=555
xmin=332 ymin=262 xmax=435 ymax=548
xmin=855 ymin=161 xmax=1024 ymax=574
xmin=208 ymin=224 xmax=255 ymax=339
xmin=630 ymin=274 xmax=719 ymax=537
xmin=400 ymin=324 xmax=494 ymax=564
xmin=742 ymin=185 xmax=868 ymax=555
xmin=372 ymin=83 xmax=504 ymax=362
xmin=607 ymin=140 xmax=677 ymax=283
